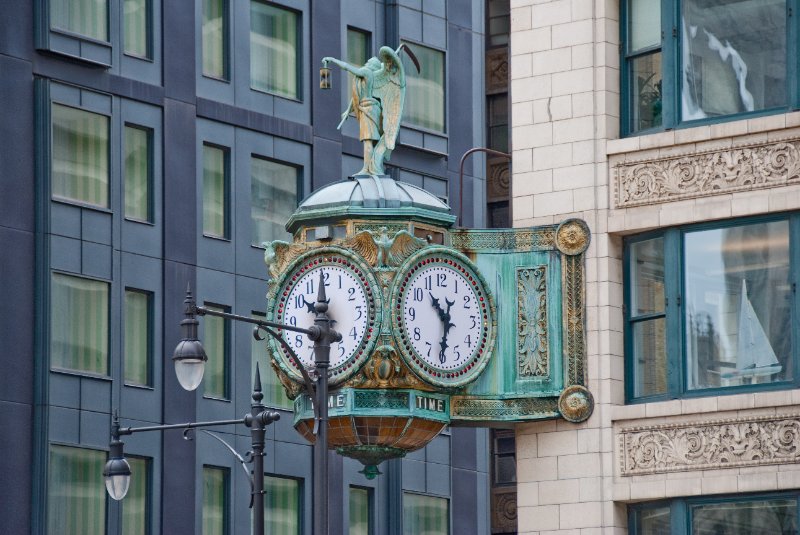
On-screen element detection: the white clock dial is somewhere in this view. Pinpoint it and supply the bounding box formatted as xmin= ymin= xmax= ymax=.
xmin=400 ymin=262 xmax=489 ymax=376
xmin=278 ymin=263 xmax=372 ymax=371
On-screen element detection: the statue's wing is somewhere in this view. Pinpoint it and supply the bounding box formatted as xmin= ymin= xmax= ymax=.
xmin=264 ymin=240 xmax=307 ymax=278
xmin=387 ymin=230 xmax=427 ymax=267
xmin=374 ymin=48 xmax=406 ymax=151
xmin=343 ymin=230 xmax=378 ymax=266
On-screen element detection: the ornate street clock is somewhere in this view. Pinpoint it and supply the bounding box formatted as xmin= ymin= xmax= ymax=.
xmin=393 ymin=250 xmax=494 ymax=387
xmin=271 ymin=250 xmax=380 ymax=386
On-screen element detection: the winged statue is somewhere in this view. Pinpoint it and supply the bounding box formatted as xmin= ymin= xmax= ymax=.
xmin=322 ymin=44 xmax=419 ymax=176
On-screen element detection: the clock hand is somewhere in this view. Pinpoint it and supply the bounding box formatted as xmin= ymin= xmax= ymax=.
xmin=438 ymin=298 xmax=456 ymax=364
xmin=301 ymin=296 xmax=316 ymax=314
xmin=429 ymin=292 xmax=446 ymax=322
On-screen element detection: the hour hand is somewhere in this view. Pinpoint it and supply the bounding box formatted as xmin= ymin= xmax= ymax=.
xmin=429 ymin=292 xmax=446 ymax=321
xmin=301 ymin=296 xmax=316 ymax=313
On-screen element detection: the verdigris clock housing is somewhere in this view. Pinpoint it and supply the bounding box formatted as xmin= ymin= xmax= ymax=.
xmin=263 ymin=174 xmax=591 ymax=472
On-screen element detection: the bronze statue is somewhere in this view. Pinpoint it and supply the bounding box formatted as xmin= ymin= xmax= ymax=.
xmin=323 ymin=45 xmax=418 ymax=176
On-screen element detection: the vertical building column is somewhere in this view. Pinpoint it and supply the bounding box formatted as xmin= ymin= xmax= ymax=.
xmin=510 ymin=0 xmax=624 ymax=533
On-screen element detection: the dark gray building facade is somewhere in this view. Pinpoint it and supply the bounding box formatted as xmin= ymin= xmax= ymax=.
xmin=0 ymin=1 xmax=491 ymax=534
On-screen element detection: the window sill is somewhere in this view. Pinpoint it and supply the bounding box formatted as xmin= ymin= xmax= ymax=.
xmin=613 ymin=388 xmax=800 ymax=423
xmin=52 ymin=196 xmax=112 ymax=214
xmin=609 ymin=110 xmax=800 ymax=156
xmin=202 ymin=233 xmax=231 ymax=242
xmin=51 ymin=367 xmax=112 ymax=381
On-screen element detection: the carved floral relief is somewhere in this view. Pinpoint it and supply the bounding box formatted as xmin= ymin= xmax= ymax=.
xmin=618 ymin=414 xmax=800 ymax=476
xmin=614 ymin=140 xmax=800 ymax=208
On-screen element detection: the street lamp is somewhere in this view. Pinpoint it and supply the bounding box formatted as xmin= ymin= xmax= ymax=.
xmin=105 ymin=272 xmax=339 ymax=535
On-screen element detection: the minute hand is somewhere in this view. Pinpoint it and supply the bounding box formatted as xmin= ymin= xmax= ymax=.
xmin=438 ymin=298 xmax=456 ymax=364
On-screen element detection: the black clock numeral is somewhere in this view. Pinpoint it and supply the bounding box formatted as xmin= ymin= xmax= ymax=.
xmin=338 ymin=345 xmax=345 ymax=358
xmin=413 ymin=327 xmax=421 ymax=341
xmin=288 ymin=316 xmax=297 ymax=326
xmin=294 ymin=295 xmax=303 ymax=309
xmin=338 ymin=274 xmax=343 ymax=289
xmin=424 ymin=275 xmax=432 ymax=290
xmin=470 ymin=315 xmax=477 ymax=329
xmin=349 ymin=327 xmax=357 ymax=340
xmin=323 ymin=271 xmax=330 ymax=286
xmin=454 ymin=279 xmax=459 ymax=294
xmin=463 ymin=295 xmax=471 ymax=309
xmin=355 ymin=305 xmax=363 ymax=320
xmin=347 ymin=287 xmax=356 ymax=301
xmin=408 ymin=307 xmax=416 ymax=321
xmin=464 ymin=334 xmax=472 ymax=348
xmin=425 ymin=342 xmax=432 ymax=357
xmin=413 ymin=288 xmax=423 ymax=302
xmin=436 ymin=273 xmax=447 ymax=288
xmin=454 ymin=345 xmax=461 ymax=360
xmin=294 ymin=334 xmax=303 ymax=348
xmin=305 ymin=279 xmax=315 ymax=294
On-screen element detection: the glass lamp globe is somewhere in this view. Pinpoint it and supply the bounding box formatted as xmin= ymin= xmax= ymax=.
xmin=103 ymin=457 xmax=131 ymax=501
xmin=172 ymin=338 xmax=207 ymax=391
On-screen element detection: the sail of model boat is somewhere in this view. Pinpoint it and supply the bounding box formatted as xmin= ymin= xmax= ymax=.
xmin=729 ymin=279 xmax=782 ymax=378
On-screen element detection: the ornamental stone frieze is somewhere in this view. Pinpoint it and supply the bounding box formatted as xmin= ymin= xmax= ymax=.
xmin=617 ymin=414 xmax=800 ymax=476
xmin=612 ymin=138 xmax=800 ymax=208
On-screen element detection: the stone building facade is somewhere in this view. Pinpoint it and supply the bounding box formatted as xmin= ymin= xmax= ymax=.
xmin=511 ymin=0 xmax=800 ymax=533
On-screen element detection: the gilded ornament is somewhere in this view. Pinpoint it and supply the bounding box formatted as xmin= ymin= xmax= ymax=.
xmin=450 ymin=227 xmax=555 ymax=252
xmin=262 ymin=240 xmax=308 ymax=279
xmin=555 ymin=218 xmax=590 ymax=256
xmin=344 ymin=228 xmax=427 ymax=268
xmin=557 ymin=384 xmax=593 ymax=423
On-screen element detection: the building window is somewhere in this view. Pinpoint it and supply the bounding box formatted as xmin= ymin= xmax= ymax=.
xmin=347 ymin=27 xmax=370 ymax=67
xmin=250 ymin=2 xmax=299 ymax=99
xmin=630 ymin=493 xmax=799 ymax=534
xmin=252 ymin=312 xmax=292 ymax=409
xmin=122 ymin=456 xmax=151 ymax=535
xmin=48 ymin=445 xmax=106 ymax=535
xmin=52 ymin=103 xmax=110 ymax=208
xmin=50 ymin=0 xmax=108 ymax=42
xmin=202 ymin=143 xmax=229 ymax=239
xmin=401 ymin=41 xmax=446 ymax=133
xmin=623 ymin=0 xmax=790 ymax=135
xmin=403 ymin=493 xmax=449 ymax=535
xmin=487 ymin=0 xmax=510 ymax=47
xmin=124 ymin=289 xmax=152 ymax=387
xmin=202 ymin=0 xmax=228 ymax=79
xmin=349 ymin=486 xmax=371 ymax=535
xmin=50 ymin=273 xmax=109 ymax=375
xmin=124 ymin=124 xmax=153 ymax=222
xmin=625 ymin=215 xmax=797 ymax=402
xmin=204 ymin=304 xmax=230 ymax=400
xmin=202 ymin=466 xmax=230 ymax=535
xmin=264 ymin=475 xmax=301 ymax=535
xmin=250 ymin=156 xmax=298 ymax=247
xmin=123 ymin=0 xmax=150 ymax=58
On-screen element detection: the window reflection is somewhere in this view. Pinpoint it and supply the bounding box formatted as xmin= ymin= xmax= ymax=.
xmin=684 ymin=221 xmax=791 ymax=390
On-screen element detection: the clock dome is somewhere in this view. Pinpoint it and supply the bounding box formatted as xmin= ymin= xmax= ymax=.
xmin=285 ymin=175 xmax=456 ymax=235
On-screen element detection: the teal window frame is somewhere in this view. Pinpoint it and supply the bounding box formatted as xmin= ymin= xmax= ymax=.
xmin=121 ymin=455 xmax=152 ymax=535
xmin=202 ymin=142 xmax=231 ymax=240
xmin=123 ymin=288 xmax=153 ymax=388
xmin=399 ymin=40 xmax=447 ymax=134
xmin=249 ymin=0 xmax=302 ymax=101
xmin=47 ymin=444 xmax=107 ymax=535
xmin=623 ymin=213 xmax=800 ymax=403
xmin=402 ymin=492 xmax=450 ymax=535
xmin=202 ymin=465 xmax=230 ymax=535
xmin=629 ymin=492 xmax=800 ymax=535
xmin=123 ymin=123 xmax=154 ymax=224
xmin=203 ymin=302 xmax=231 ymax=400
xmin=620 ymin=0 xmax=800 ymax=137
xmin=263 ymin=474 xmax=302 ymax=535
xmin=349 ymin=486 xmax=372 ymax=535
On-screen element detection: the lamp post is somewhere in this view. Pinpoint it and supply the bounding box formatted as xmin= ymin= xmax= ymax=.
xmin=105 ymin=272 xmax=340 ymax=535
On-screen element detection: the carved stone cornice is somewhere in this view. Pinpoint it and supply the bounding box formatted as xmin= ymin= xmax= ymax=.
xmin=618 ymin=414 xmax=800 ymax=476
xmin=613 ymin=138 xmax=800 ymax=208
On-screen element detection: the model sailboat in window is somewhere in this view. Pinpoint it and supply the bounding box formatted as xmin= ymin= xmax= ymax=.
xmin=722 ymin=279 xmax=782 ymax=380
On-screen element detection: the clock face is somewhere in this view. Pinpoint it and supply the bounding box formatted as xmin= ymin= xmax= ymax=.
xmin=273 ymin=254 xmax=378 ymax=382
xmin=395 ymin=254 xmax=493 ymax=386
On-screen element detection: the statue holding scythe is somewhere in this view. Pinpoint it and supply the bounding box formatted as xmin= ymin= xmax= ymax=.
xmin=322 ymin=44 xmax=420 ymax=176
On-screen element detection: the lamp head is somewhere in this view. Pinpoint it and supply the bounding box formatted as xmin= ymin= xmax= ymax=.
xmin=103 ymin=436 xmax=131 ymax=501
xmin=172 ymin=285 xmax=208 ymax=391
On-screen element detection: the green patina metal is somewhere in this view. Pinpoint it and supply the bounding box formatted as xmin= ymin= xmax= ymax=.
xmin=262 ymin=47 xmax=592 ymax=470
